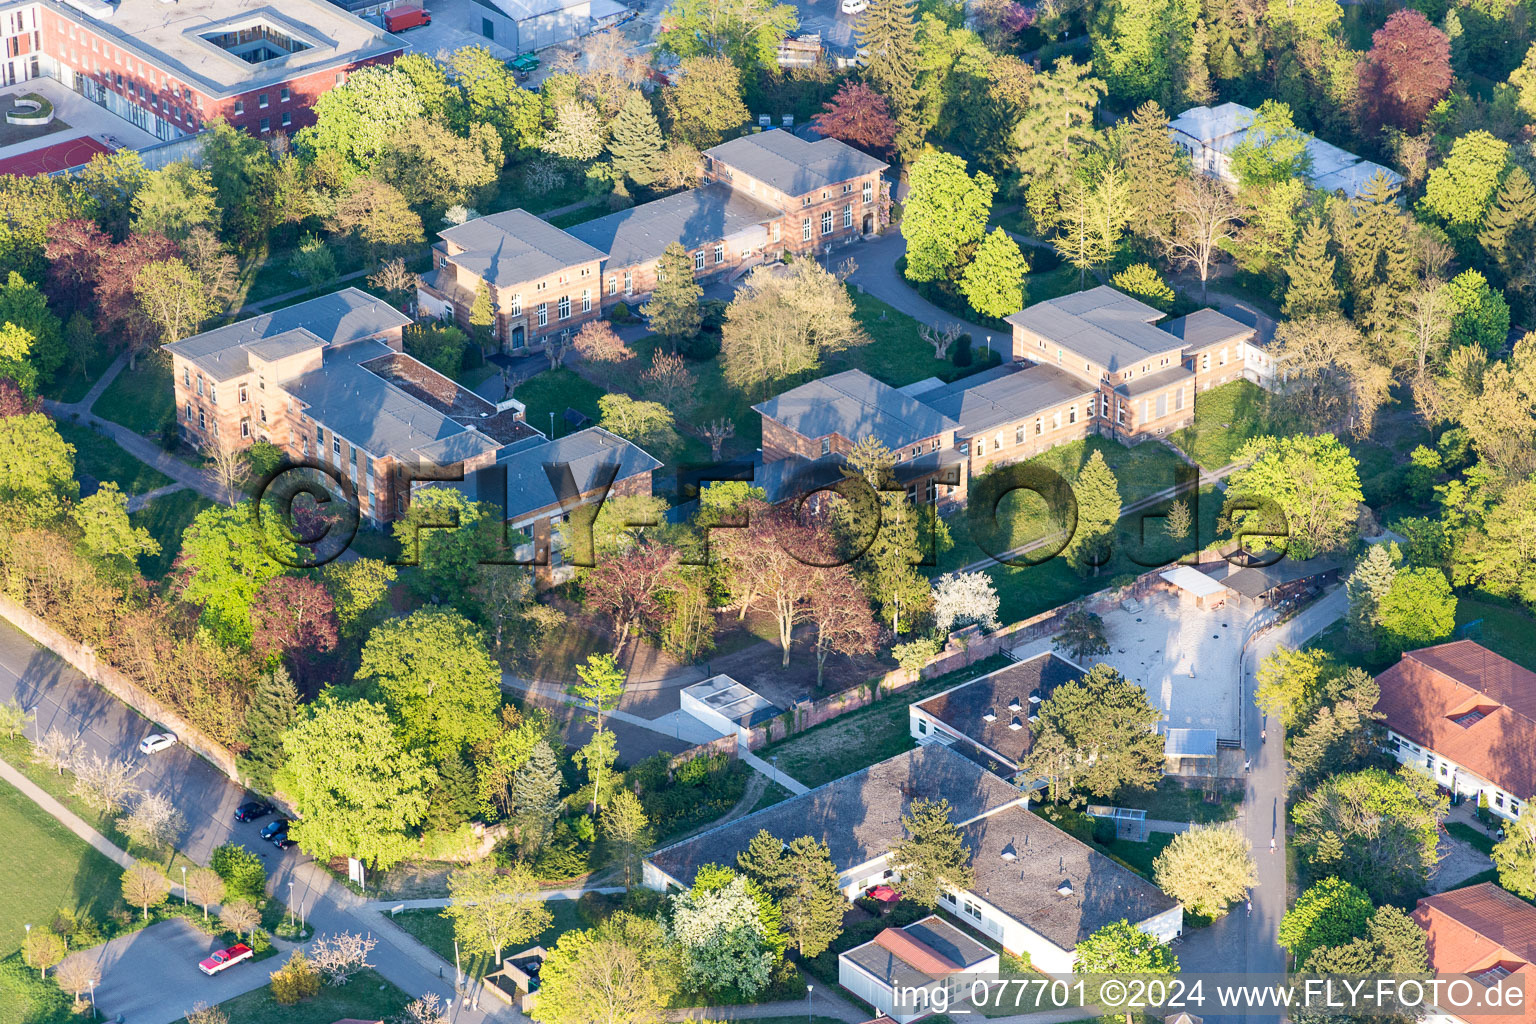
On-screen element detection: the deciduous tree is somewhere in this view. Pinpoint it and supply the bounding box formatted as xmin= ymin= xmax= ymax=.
xmin=810 ymin=82 xmax=897 ymax=154
xmin=1220 ymin=434 xmax=1363 ymax=559
xmin=1292 ymin=767 xmax=1446 ymax=905
xmin=445 ymin=860 xmax=552 ymax=965
xmin=1357 ymin=10 xmax=1452 ymax=133
xmin=1279 ymin=876 xmax=1374 ymax=964
xmin=1162 ymin=173 xmax=1241 ymax=299
xmin=657 ymin=0 xmax=799 ymax=71
xmin=597 ymin=394 xmax=682 ymax=456
xmin=122 ymin=862 xmax=171 ymax=921
xmin=275 ymin=696 xmax=435 ymax=879
xmin=1152 ymin=823 xmax=1257 ymax=917
xmin=1421 ymin=130 xmax=1510 ymax=231
xmin=902 ymin=150 xmax=996 ymax=283
xmin=662 ymin=56 xmax=752 ymax=148
xmin=959 ymin=228 xmax=1028 ymax=319
xmin=533 ymin=915 xmax=671 ymax=1024
xmin=601 ymin=789 xmax=652 ymax=885
xmin=720 ymin=260 xmax=865 ymax=397
xmin=808 ymin=567 xmax=880 ymax=687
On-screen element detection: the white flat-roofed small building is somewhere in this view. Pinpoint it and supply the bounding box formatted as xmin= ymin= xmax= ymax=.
xmin=679 ymin=675 xmax=781 ymax=745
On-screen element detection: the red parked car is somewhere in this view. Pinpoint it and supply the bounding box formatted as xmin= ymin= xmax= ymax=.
xmin=198 ymin=943 xmax=253 ymax=976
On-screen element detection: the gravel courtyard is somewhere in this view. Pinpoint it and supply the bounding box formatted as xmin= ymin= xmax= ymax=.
xmin=1012 ymin=587 xmax=1275 ymax=742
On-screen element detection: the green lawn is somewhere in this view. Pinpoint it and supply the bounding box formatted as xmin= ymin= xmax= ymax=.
xmin=1455 ymin=596 xmax=1536 ymax=672
xmin=93 ymin=356 xmax=176 ymax=437
xmin=755 ymin=655 xmax=1013 ymax=789
xmin=1446 ymin=821 xmax=1497 ymax=857
xmin=1167 ymin=380 xmax=1277 ymax=471
xmin=512 ymin=367 xmax=608 ymax=442
xmin=1114 ymin=778 xmax=1241 ymax=823
xmin=391 ymin=896 xmax=586 ymax=981
xmin=129 ymin=489 xmax=216 ymax=579
xmin=54 ymin=419 xmax=172 ymax=496
xmin=0 ymin=779 xmax=125 ymax=961
xmin=175 ymin=968 xmax=412 ymax=1024
xmin=1094 ymin=830 xmax=1176 ymax=881
xmin=42 ymin=340 xmax=117 ymax=405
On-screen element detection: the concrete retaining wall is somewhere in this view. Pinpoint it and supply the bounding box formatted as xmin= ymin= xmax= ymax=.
xmin=0 ymin=593 xmax=242 ymax=782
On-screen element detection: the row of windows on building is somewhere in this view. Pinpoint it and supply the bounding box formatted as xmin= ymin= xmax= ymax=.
xmin=1390 ymin=734 xmax=1525 ymax=817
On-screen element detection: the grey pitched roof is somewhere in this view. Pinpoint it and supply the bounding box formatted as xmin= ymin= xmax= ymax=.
xmin=645 ymin=745 xmax=1025 ymax=889
xmin=465 ymin=427 xmax=662 ymax=523
xmin=165 ymin=288 xmax=412 ymax=382
xmin=965 ymin=805 xmax=1179 ymax=949
xmin=919 ymin=364 xmax=1098 ymax=436
xmin=914 ymin=654 xmax=1084 ymax=769
xmin=752 ymin=451 xmax=847 ymax=504
xmin=705 ymin=129 xmax=888 ymax=196
xmin=1006 ymin=286 xmax=1182 ymax=372
xmin=752 ymin=369 xmax=958 ymax=448
xmin=564 ymin=182 xmax=778 ymax=269
xmin=281 ymin=340 xmax=500 ymax=465
xmin=439 ymin=210 xmax=607 ymax=289
xmin=1162 ymin=309 xmax=1254 ymax=350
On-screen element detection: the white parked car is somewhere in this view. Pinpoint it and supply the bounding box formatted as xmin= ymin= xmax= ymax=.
xmin=841 ymin=0 xmax=868 ymax=13
xmin=139 ymin=732 xmax=177 ymax=755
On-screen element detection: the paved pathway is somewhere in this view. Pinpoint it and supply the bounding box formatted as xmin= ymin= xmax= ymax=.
xmin=1174 ymin=584 xmax=1349 ymax=1024
xmin=952 ymin=458 xmax=1244 ymax=575
xmin=846 ymin=233 xmax=1004 ymax=344
xmin=503 ymin=673 xmax=813 ymax=793
xmin=0 ymin=755 xmax=134 ymax=870
xmin=126 ymin=482 xmax=191 ymax=512
xmin=236 ymin=266 xmax=373 ymax=316
xmin=669 ymin=989 xmax=870 ymax=1024
xmin=1142 ymin=818 xmax=1195 ymax=835
xmin=44 ymin=398 xmax=229 ymax=506
xmin=0 ymin=619 xmax=514 ymax=1024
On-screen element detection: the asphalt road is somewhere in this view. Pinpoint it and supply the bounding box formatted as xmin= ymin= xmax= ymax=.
xmin=0 ymin=619 xmax=517 ymax=1024
xmin=88 ymin=917 xmax=275 ymax=1022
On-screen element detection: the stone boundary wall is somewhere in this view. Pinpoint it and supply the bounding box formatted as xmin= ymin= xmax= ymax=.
xmin=0 ymin=593 xmax=242 ymax=781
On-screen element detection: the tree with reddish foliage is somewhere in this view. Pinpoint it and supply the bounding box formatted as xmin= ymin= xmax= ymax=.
xmin=581 ymin=543 xmax=676 ymax=654
xmin=250 ymin=575 xmax=339 ymax=678
xmin=1358 ymin=10 xmax=1451 ymax=135
xmin=0 ymin=378 xmax=40 ymax=417
xmin=94 ymin=232 xmax=178 ymax=338
xmin=718 ymin=501 xmax=836 ymax=668
xmin=808 ymin=566 xmax=880 ymax=688
xmin=42 ymin=219 xmax=110 ymax=312
xmin=811 ymin=82 xmax=897 ymax=156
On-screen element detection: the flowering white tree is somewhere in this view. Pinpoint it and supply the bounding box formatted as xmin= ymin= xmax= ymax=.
xmin=932 ymin=571 xmax=1001 ymax=634
xmin=666 ymin=876 xmax=775 ymax=997
xmin=71 ymin=753 xmax=137 ymax=813
xmin=397 ymin=992 xmax=452 ymax=1024
xmin=309 ymin=931 xmax=377 ymax=986
xmin=123 ymin=792 xmax=186 ymax=850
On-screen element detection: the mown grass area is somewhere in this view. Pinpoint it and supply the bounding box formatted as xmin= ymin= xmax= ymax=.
xmin=174 ymin=968 xmax=413 ymax=1024
xmin=1455 ymin=596 xmax=1536 ymax=672
xmin=391 ymin=897 xmax=586 ymax=981
xmin=755 ymin=654 xmax=1012 ymax=790
xmin=1114 ymin=777 xmax=1241 ymax=823
xmin=1446 ymin=821 xmax=1497 ymax=857
xmin=54 ymin=419 xmax=173 ymax=496
xmin=42 ymin=340 xmax=117 ymax=406
xmin=512 ymin=366 xmax=608 ymax=443
xmin=129 ymin=488 xmax=216 ymax=579
xmin=93 ymin=355 xmax=176 ymax=437
xmin=1167 ymin=379 xmax=1278 ymax=471
xmin=0 ymin=779 xmax=125 ymax=960
xmin=962 ymin=484 xmax=1226 ymax=624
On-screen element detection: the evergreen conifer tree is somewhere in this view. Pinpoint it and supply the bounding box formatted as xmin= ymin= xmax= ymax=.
xmin=1283 ymin=216 xmax=1341 ymax=319
xmin=238 ymin=666 xmax=300 ymax=793
xmin=1344 ymin=172 xmax=1413 ymax=348
xmin=607 ymin=91 xmax=665 ymax=188
xmin=1067 ymin=449 xmax=1121 ymax=575
xmin=642 ymin=241 xmax=702 ymax=349
xmin=1478 ymin=165 xmax=1536 ymax=316
xmin=856 ymin=0 xmax=922 ymax=160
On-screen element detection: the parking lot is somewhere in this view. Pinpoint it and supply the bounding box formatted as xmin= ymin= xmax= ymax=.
xmin=87 ymin=917 xmax=275 ymax=1024
xmin=1011 ymin=587 xmax=1275 ymax=742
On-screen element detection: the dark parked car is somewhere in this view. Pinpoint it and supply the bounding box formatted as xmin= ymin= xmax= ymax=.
xmin=259 ymin=817 xmax=292 ymax=840
xmin=272 ymin=834 xmax=297 ymax=851
xmin=234 ymin=800 xmax=273 ymax=822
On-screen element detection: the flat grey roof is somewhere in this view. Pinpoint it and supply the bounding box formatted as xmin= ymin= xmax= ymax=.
xmin=565 ymin=181 xmax=777 ymax=269
xmin=1006 ymin=286 xmax=1182 ymax=372
xmin=1222 ymin=556 xmax=1342 ymax=599
xmin=1162 ymin=309 xmax=1253 ymax=350
xmin=165 ymin=287 xmax=412 ymax=382
xmin=40 ymin=0 xmax=400 ymax=97
xmin=965 ymin=805 xmax=1179 ymax=950
xmin=683 ymin=675 xmax=781 ymax=728
xmin=914 ymin=654 xmax=1084 ymax=768
xmin=646 ymin=745 xmax=1024 ymax=888
xmin=282 ymin=340 xmax=500 ymax=465
xmin=705 ymin=129 xmax=887 ymax=196
xmin=1115 ymin=364 xmax=1194 ymax=398
xmin=440 ymin=210 xmax=607 ymax=289
xmin=919 ymin=364 xmax=1097 ymax=435
xmin=1164 ymin=728 xmax=1218 ymax=758
xmin=753 ymin=369 xmax=958 ymax=448
xmin=465 ymin=426 xmax=661 ymax=523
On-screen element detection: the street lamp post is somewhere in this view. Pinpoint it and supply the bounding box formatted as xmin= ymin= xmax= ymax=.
xmin=807 ymin=983 xmax=814 ymax=1024
xmin=181 ymin=865 xmax=187 ymax=905
xmin=287 ymin=881 xmax=294 ymax=929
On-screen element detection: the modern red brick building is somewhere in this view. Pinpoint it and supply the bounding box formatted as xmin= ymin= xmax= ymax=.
xmin=2 ymin=0 xmax=400 ymax=143
xmin=418 ymin=129 xmax=889 ymax=355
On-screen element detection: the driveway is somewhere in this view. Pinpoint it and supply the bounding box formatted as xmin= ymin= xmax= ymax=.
xmin=0 ymin=619 xmax=516 ymax=1024
xmin=87 ymin=918 xmax=274 ymax=1024
xmin=846 ymin=232 xmax=1007 ymax=345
